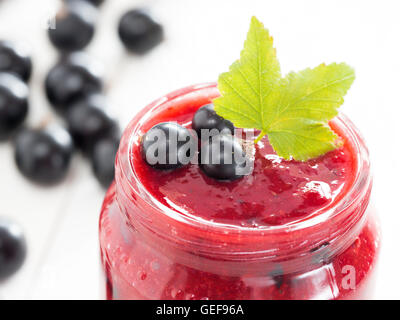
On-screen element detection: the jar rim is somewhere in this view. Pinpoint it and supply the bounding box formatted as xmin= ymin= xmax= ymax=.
xmin=115 ymin=83 xmax=372 ymax=261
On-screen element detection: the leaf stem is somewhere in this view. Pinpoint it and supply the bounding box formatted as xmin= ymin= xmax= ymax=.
xmin=254 ymin=130 xmax=267 ymax=143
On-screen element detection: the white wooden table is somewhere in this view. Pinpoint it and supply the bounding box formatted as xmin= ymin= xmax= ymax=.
xmin=0 ymin=0 xmax=399 ymax=299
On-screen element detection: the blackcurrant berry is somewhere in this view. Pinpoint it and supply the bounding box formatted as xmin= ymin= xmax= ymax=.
xmin=141 ymin=122 xmax=195 ymax=170
xmin=0 ymin=41 xmax=32 ymax=82
xmin=192 ymin=104 xmax=234 ymax=139
xmin=48 ymin=0 xmax=97 ymax=52
xmin=45 ymin=52 xmax=103 ymax=114
xmin=0 ymin=218 xmax=26 ymax=280
xmin=200 ymin=134 xmax=250 ymax=181
xmin=0 ymin=72 xmax=29 ymax=141
xmin=118 ymin=9 xmax=163 ymax=54
xmin=14 ymin=125 xmax=74 ymax=185
xmin=66 ymin=94 xmax=120 ymax=155
xmin=65 ymin=0 xmax=104 ymax=7
xmin=86 ymin=0 xmax=104 ymax=6
xmin=91 ymin=137 xmax=120 ymax=188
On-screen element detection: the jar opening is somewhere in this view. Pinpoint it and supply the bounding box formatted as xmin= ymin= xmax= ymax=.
xmin=115 ymin=83 xmax=372 ymax=268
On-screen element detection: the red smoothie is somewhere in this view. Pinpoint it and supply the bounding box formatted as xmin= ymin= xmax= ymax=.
xmin=99 ymin=84 xmax=379 ymax=300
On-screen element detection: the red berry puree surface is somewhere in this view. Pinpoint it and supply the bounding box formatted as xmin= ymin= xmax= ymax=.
xmin=131 ymin=103 xmax=355 ymax=228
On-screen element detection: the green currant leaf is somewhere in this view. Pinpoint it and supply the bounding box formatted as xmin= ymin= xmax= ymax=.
xmin=214 ymin=16 xmax=281 ymax=130
xmin=214 ymin=17 xmax=355 ymax=161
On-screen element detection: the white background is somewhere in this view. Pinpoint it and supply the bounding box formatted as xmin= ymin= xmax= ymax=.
xmin=0 ymin=0 xmax=399 ymax=299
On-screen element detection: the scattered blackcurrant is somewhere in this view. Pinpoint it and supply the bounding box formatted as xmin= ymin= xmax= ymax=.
xmin=65 ymin=0 xmax=104 ymax=7
xmin=141 ymin=122 xmax=195 ymax=170
xmin=66 ymin=94 xmax=120 ymax=155
xmin=91 ymin=137 xmax=120 ymax=188
xmin=192 ymin=103 xmax=234 ymax=139
xmin=0 ymin=218 xmax=26 ymax=280
xmin=14 ymin=125 xmax=74 ymax=185
xmin=48 ymin=0 xmax=97 ymax=52
xmin=0 ymin=41 xmax=32 ymax=82
xmin=200 ymin=134 xmax=250 ymax=181
xmin=0 ymin=72 xmax=29 ymax=141
xmin=118 ymin=9 xmax=163 ymax=54
xmin=83 ymin=0 xmax=104 ymax=6
xmin=45 ymin=52 xmax=103 ymax=114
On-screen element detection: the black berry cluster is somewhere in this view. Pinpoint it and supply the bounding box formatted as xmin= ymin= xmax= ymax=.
xmin=0 ymin=1 xmax=164 ymax=280
xmin=141 ymin=104 xmax=251 ymax=181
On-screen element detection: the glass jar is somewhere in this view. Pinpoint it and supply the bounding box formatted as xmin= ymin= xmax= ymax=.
xmin=99 ymin=83 xmax=380 ymax=300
